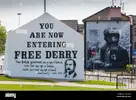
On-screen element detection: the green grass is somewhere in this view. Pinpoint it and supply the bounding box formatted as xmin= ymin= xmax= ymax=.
xmin=0 ymin=76 xmax=126 ymax=86
xmin=0 ymin=84 xmax=123 ymax=91
xmin=0 ymin=75 xmax=55 ymax=83
xmin=71 ymin=80 xmax=126 ymax=86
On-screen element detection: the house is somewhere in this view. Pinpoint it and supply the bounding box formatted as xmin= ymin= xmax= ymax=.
xmin=83 ymin=6 xmax=131 ymax=70
xmin=129 ymin=15 xmax=136 ymax=63
xmin=129 ymin=15 xmax=136 ymax=50
xmin=83 ymin=6 xmax=130 ymax=22
xmin=60 ymin=20 xmax=84 ymax=35
xmin=60 ymin=20 xmax=78 ymax=31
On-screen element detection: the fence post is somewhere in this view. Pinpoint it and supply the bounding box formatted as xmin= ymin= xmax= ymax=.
xmin=97 ymin=74 xmax=99 ymax=81
xmin=131 ymin=74 xmax=133 ymax=83
xmin=84 ymin=74 xmax=86 ymax=81
xmin=110 ymin=72 xmax=111 ymax=82
xmin=130 ymin=70 xmax=133 ymax=83
xmin=116 ymin=75 xmax=118 ymax=89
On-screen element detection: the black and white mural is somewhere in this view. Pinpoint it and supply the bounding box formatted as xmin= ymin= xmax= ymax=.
xmin=4 ymin=13 xmax=84 ymax=81
xmin=86 ymin=21 xmax=130 ymax=71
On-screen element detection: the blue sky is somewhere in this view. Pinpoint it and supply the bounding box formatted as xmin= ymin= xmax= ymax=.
xmin=0 ymin=0 xmax=136 ymax=31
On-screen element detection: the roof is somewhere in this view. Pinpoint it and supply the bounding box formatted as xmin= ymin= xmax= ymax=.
xmin=83 ymin=6 xmax=130 ymax=22
xmin=60 ymin=20 xmax=78 ymax=31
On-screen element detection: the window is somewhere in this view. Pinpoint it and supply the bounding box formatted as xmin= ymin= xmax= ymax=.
xmin=134 ymin=42 xmax=136 ymax=49
xmin=134 ymin=28 xmax=136 ymax=35
xmin=135 ymin=32 xmax=136 ymax=36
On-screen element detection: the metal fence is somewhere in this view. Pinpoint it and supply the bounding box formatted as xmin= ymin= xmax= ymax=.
xmin=116 ymin=75 xmax=136 ymax=89
xmin=85 ymin=71 xmax=136 ymax=89
xmin=85 ymin=73 xmax=116 ymax=82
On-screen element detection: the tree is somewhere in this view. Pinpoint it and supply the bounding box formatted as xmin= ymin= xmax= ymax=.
xmin=0 ymin=24 xmax=6 ymax=53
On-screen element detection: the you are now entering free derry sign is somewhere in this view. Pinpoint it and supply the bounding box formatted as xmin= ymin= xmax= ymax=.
xmin=4 ymin=13 xmax=84 ymax=81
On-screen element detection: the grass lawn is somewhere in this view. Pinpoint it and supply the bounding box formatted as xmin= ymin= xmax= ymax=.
xmin=0 ymin=84 xmax=123 ymax=91
xmin=71 ymin=80 xmax=126 ymax=86
xmin=0 ymin=76 xmax=126 ymax=86
xmin=0 ymin=75 xmax=55 ymax=83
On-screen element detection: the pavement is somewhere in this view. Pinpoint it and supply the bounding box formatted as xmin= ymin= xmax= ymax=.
xmin=0 ymin=81 xmax=117 ymax=89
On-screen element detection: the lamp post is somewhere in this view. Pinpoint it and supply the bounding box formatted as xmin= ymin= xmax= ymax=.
xmin=44 ymin=0 xmax=46 ymax=13
xmin=17 ymin=13 xmax=21 ymax=27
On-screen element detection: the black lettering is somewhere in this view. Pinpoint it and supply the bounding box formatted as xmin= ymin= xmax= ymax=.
xmin=48 ymin=32 xmax=53 ymax=38
xmin=45 ymin=23 xmax=49 ymax=29
xmin=50 ymin=23 xmax=54 ymax=29
xmin=28 ymin=51 xmax=34 ymax=59
xmin=14 ymin=51 xmax=20 ymax=59
xmin=39 ymin=23 xmax=44 ymax=29
xmin=62 ymin=42 xmax=66 ymax=48
xmin=52 ymin=51 xmax=58 ymax=58
xmin=38 ymin=42 xmax=42 ymax=47
xmin=39 ymin=23 xmax=54 ymax=29
xmin=59 ymin=51 xmax=65 ymax=58
xmin=48 ymin=42 xmax=52 ymax=47
xmin=48 ymin=32 xmax=63 ymax=38
xmin=43 ymin=42 xmax=47 ymax=47
xmin=56 ymin=42 xmax=61 ymax=47
xmin=36 ymin=32 xmax=40 ymax=38
xmin=72 ymin=51 xmax=78 ymax=58
xmin=35 ymin=51 xmax=41 ymax=59
xmin=58 ymin=32 xmax=64 ymax=38
xmin=54 ymin=32 xmax=58 ymax=38
xmin=41 ymin=32 xmax=46 ymax=38
xmin=32 ymin=42 xmax=37 ymax=48
xmin=66 ymin=51 xmax=71 ymax=58
xmin=53 ymin=42 xmax=55 ymax=47
xmin=27 ymin=42 xmax=31 ymax=48
xmin=46 ymin=51 xmax=51 ymax=59
xmin=22 ymin=51 xmax=27 ymax=59
xmin=30 ymin=32 xmax=35 ymax=38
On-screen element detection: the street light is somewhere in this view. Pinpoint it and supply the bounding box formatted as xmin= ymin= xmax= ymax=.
xmin=17 ymin=12 xmax=21 ymax=27
xmin=44 ymin=0 xmax=46 ymax=13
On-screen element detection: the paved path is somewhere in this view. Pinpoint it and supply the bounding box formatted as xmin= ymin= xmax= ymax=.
xmin=0 ymin=81 xmax=117 ymax=89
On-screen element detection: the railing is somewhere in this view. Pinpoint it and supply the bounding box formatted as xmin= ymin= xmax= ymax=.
xmin=85 ymin=71 xmax=136 ymax=89
xmin=116 ymin=74 xmax=136 ymax=89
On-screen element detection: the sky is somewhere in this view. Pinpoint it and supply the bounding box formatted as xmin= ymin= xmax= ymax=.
xmin=0 ymin=0 xmax=136 ymax=31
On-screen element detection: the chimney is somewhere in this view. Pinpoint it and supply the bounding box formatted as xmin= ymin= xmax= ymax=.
xmin=108 ymin=6 xmax=122 ymax=20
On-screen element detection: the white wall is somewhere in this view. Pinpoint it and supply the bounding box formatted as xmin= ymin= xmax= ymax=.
xmin=4 ymin=13 xmax=84 ymax=81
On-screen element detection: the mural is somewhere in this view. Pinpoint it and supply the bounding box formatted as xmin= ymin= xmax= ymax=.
xmin=86 ymin=21 xmax=130 ymax=71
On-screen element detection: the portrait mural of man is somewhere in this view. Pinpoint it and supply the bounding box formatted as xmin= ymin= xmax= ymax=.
xmin=100 ymin=28 xmax=129 ymax=69
xmin=85 ymin=21 xmax=130 ymax=71
xmin=64 ymin=59 xmax=77 ymax=78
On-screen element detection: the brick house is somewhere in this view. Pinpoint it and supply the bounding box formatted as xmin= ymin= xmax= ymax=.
xmin=60 ymin=20 xmax=84 ymax=35
xmin=129 ymin=15 xmax=136 ymax=63
xmin=83 ymin=6 xmax=132 ymax=70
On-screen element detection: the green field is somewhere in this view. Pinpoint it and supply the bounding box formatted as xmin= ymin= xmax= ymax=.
xmin=0 ymin=75 xmax=55 ymax=82
xmin=0 ymin=84 xmax=122 ymax=91
xmin=71 ymin=80 xmax=126 ymax=86
xmin=0 ymin=76 xmax=126 ymax=86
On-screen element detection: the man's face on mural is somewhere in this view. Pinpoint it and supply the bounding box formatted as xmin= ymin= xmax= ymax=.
xmin=105 ymin=34 xmax=119 ymax=44
xmin=66 ymin=60 xmax=74 ymax=71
